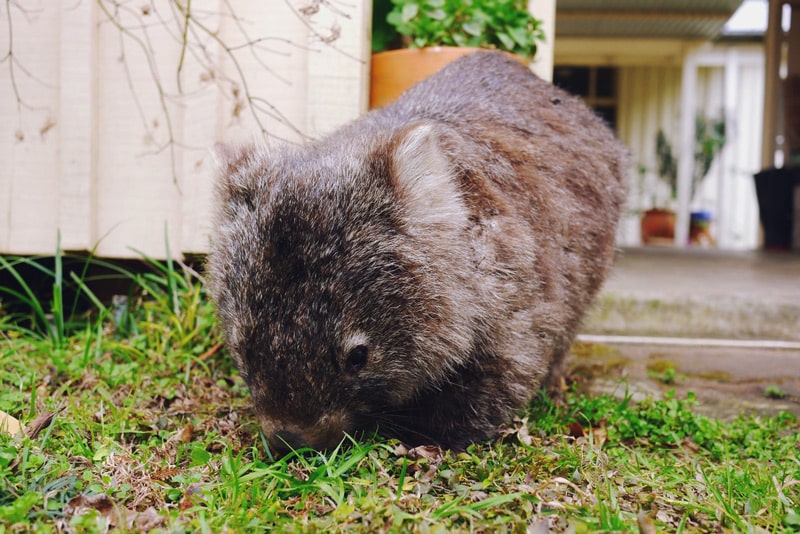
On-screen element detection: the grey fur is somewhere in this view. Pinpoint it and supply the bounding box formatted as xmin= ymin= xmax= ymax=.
xmin=206 ymin=51 xmax=627 ymax=451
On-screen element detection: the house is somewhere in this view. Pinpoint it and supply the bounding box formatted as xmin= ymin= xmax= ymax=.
xmin=555 ymin=0 xmax=764 ymax=249
xmin=0 ymin=1 xmax=795 ymax=258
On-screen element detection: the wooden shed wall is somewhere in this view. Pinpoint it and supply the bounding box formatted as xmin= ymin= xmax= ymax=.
xmin=0 ymin=0 xmax=370 ymax=259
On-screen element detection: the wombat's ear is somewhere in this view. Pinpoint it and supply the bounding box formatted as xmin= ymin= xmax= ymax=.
xmin=212 ymin=142 xmax=253 ymax=179
xmin=390 ymin=123 xmax=469 ymax=230
xmin=211 ymin=142 xmax=261 ymax=207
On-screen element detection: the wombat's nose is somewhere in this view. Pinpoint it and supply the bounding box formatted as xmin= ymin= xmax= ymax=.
xmin=268 ymin=430 xmax=307 ymax=454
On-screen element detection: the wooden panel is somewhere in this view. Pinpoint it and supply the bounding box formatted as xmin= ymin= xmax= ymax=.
xmin=93 ymin=1 xmax=182 ymax=258
xmin=0 ymin=3 xmax=61 ymax=254
xmin=306 ymin=0 xmax=372 ymax=136
xmin=58 ymin=0 xmax=94 ymax=251
xmin=0 ymin=1 xmax=370 ymax=259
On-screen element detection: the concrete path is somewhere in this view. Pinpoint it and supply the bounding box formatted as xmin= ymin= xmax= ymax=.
xmin=603 ymin=247 xmax=800 ymax=306
xmin=574 ymin=247 xmax=800 ymax=419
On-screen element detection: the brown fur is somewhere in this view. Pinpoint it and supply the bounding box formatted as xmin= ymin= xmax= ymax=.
xmin=206 ymin=51 xmax=627 ymax=451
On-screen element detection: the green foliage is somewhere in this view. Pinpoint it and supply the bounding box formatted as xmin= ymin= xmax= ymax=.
xmin=654 ymin=113 xmax=726 ymax=203
xmin=380 ymin=0 xmax=544 ymax=58
xmin=0 ymin=249 xmax=798 ymax=531
xmin=765 ymin=385 xmax=787 ymax=399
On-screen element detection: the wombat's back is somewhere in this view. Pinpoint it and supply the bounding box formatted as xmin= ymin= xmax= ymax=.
xmin=375 ymin=51 xmax=627 ymax=370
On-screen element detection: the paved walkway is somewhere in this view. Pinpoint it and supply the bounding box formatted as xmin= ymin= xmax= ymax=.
xmin=575 ymin=247 xmax=800 ymax=419
xmin=603 ymin=247 xmax=800 ymax=306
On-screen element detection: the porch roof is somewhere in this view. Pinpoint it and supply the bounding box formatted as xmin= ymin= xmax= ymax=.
xmin=556 ymin=0 xmax=746 ymax=39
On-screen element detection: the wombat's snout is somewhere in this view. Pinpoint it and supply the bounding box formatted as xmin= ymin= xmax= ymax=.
xmin=261 ymin=414 xmax=352 ymax=454
xmin=267 ymin=429 xmax=307 ymax=454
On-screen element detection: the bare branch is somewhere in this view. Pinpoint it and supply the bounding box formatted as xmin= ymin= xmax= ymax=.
xmin=283 ymin=0 xmax=361 ymax=62
xmin=96 ymin=0 xmax=180 ymax=191
xmin=174 ymin=0 xmax=191 ymax=94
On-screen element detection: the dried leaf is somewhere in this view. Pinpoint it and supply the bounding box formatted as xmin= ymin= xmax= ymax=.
xmin=0 ymin=410 xmax=21 ymax=436
xmin=499 ymin=416 xmax=534 ymax=446
xmin=528 ymin=518 xmax=551 ymax=534
xmin=150 ymin=466 xmax=181 ymax=482
xmin=637 ymin=509 xmax=657 ymax=534
xmin=591 ymin=424 xmax=608 ymax=448
xmin=567 ymin=422 xmax=584 ymax=438
xmin=130 ymin=507 xmax=165 ymax=531
xmin=175 ymin=424 xmax=194 ymax=444
xmin=64 ymin=493 xmax=165 ymax=531
xmin=403 ymin=444 xmax=443 ymax=464
xmin=64 ymin=493 xmax=116 ymax=526
xmin=25 ymin=411 xmax=55 ymax=439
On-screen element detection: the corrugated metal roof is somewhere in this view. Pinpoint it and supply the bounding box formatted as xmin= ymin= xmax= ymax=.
xmin=556 ymin=0 xmax=746 ymax=39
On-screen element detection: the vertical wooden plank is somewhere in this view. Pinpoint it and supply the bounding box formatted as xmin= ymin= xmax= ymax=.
xmin=58 ymin=0 xmax=94 ymax=251
xmin=735 ymin=59 xmax=765 ymax=249
xmin=528 ymin=0 xmax=555 ymax=81
xmin=179 ymin=0 xmax=225 ymax=254
xmin=615 ymin=66 xmax=641 ymax=246
xmin=0 ymin=3 xmax=60 ymax=254
xmin=675 ymin=52 xmax=698 ymax=247
xmin=216 ymin=0 xmax=310 ymax=144
xmin=92 ymin=2 xmax=183 ymax=259
xmin=186 ymin=0 xmax=313 ymax=253
xmin=761 ymin=0 xmax=782 ymax=169
xmin=305 ymin=0 xmax=371 ymax=137
xmin=716 ymin=48 xmax=740 ymax=249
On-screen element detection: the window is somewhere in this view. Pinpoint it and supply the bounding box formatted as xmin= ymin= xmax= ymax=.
xmin=553 ymin=66 xmax=618 ymax=131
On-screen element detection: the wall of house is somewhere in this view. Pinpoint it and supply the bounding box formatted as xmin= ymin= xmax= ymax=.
xmin=0 ymin=1 xmax=370 ymax=259
xmin=616 ymin=43 xmax=764 ymax=249
xmin=557 ymin=39 xmax=764 ymax=249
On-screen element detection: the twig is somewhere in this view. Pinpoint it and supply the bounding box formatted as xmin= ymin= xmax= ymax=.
xmin=96 ymin=0 xmax=180 ymax=191
xmin=175 ymin=0 xmax=191 ymax=94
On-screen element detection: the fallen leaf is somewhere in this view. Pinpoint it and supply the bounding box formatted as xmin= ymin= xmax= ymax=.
xmin=63 ymin=493 xmax=116 ymax=525
xmin=637 ymin=509 xmax=657 ymax=534
xmin=175 ymin=424 xmax=194 ymax=444
xmin=591 ymin=424 xmax=608 ymax=448
xmin=26 ymin=411 xmax=56 ymax=439
xmin=499 ymin=416 xmax=534 ymax=446
xmin=528 ymin=518 xmax=551 ymax=534
xmin=150 ymin=466 xmax=181 ymax=482
xmin=0 ymin=410 xmax=21 ymax=436
xmin=567 ymin=422 xmax=584 ymax=438
xmin=130 ymin=507 xmax=165 ymax=530
xmin=402 ymin=444 xmax=443 ymax=464
xmin=63 ymin=493 xmax=165 ymax=531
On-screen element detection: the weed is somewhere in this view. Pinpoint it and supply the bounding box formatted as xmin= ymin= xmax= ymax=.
xmin=765 ymin=385 xmax=787 ymax=399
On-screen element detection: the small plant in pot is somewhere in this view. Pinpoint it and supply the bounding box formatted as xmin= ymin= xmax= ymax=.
xmin=640 ymin=115 xmax=725 ymax=245
xmin=370 ymin=0 xmax=545 ymax=108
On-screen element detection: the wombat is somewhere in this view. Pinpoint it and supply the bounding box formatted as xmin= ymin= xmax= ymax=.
xmin=207 ymin=51 xmax=626 ymax=452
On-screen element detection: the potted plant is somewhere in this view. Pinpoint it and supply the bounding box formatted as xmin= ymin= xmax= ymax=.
xmin=640 ymin=130 xmax=678 ymax=244
xmin=370 ymin=0 xmax=544 ymax=108
xmin=640 ymin=115 xmax=725 ymax=245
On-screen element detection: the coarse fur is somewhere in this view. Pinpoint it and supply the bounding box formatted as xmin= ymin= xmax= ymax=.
xmin=207 ymin=51 xmax=627 ymax=451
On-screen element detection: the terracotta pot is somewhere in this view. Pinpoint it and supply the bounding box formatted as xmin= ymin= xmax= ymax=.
xmin=370 ymin=47 xmax=528 ymax=109
xmin=640 ymin=208 xmax=675 ymax=244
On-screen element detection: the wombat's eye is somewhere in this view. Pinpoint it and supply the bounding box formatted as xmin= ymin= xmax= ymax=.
xmin=345 ymin=345 xmax=369 ymax=373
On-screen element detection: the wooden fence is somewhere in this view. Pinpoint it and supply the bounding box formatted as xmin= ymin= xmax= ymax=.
xmin=0 ymin=0 xmax=370 ymax=258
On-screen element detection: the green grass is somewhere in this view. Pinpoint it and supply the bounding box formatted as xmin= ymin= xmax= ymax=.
xmin=1 ymin=252 xmax=799 ymax=532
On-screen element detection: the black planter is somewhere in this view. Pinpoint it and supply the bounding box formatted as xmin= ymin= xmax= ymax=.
xmin=753 ymin=166 xmax=800 ymax=251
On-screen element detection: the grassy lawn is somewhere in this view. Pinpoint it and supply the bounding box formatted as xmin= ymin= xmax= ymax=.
xmin=1 ymin=252 xmax=799 ymax=532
